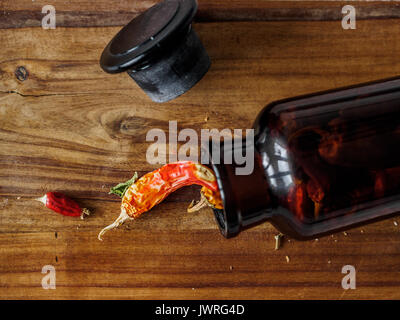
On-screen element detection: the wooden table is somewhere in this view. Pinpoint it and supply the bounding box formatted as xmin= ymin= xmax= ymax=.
xmin=1 ymin=0 xmax=400 ymax=299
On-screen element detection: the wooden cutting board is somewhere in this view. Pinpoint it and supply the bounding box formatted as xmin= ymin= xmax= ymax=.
xmin=1 ymin=0 xmax=400 ymax=299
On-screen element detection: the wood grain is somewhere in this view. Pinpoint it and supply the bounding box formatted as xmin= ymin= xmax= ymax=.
xmin=1 ymin=17 xmax=400 ymax=299
xmin=1 ymin=1 xmax=400 ymax=28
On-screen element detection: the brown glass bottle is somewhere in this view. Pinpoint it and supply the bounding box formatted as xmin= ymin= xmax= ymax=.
xmin=211 ymin=77 xmax=400 ymax=240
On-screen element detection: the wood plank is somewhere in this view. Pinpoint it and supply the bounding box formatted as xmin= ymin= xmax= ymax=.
xmin=1 ymin=226 xmax=400 ymax=299
xmin=1 ymin=20 xmax=400 ymax=299
xmin=2 ymin=20 xmax=400 ymax=97
xmin=1 ymin=1 xmax=400 ymax=28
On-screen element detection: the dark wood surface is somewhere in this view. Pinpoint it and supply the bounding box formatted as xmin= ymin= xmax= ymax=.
xmin=1 ymin=1 xmax=400 ymax=299
xmin=2 ymin=1 xmax=400 ymax=28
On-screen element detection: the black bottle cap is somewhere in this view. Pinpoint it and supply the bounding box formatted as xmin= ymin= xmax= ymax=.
xmin=100 ymin=0 xmax=211 ymax=103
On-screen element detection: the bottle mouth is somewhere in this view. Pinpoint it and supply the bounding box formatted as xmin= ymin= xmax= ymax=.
xmin=210 ymin=161 xmax=241 ymax=238
xmin=209 ymin=140 xmax=273 ymax=238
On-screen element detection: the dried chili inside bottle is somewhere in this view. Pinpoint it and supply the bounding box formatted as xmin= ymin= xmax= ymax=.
xmin=211 ymin=76 xmax=400 ymax=240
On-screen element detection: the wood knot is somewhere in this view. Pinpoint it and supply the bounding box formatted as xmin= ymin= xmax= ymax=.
xmin=117 ymin=117 xmax=150 ymax=141
xmin=15 ymin=66 xmax=29 ymax=81
xmin=102 ymin=113 xmax=166 ymax=142
xmin=119 ymin=117 xmax=143 ymax=133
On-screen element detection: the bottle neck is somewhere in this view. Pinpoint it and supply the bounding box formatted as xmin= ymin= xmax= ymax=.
xmin=210 ymin=140 xmax=272 ymax=238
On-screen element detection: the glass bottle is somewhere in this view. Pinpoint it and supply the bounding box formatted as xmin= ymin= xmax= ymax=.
xmin=211 ymin=77 xmax=400 ymax=240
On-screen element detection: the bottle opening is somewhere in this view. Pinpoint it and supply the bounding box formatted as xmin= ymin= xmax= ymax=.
xmin=209 ymin=140 xmax=273 ymax=238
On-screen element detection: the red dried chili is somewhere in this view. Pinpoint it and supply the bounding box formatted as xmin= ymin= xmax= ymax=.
xmin=98 ymin=161 xmax=222 ymax=240
xmin=36 ymin=192 xmax=90 ymax=219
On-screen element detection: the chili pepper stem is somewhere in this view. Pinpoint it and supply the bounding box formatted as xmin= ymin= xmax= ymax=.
xmin=98 ymin=209 xmax=131 ymax=241
xmin=35 ymin=195 xmax=47 ymax=205
xmin=81 ymin=208 xmax=91 ymax=220
xmin=187 ymin=192 xmax=210 ymax=213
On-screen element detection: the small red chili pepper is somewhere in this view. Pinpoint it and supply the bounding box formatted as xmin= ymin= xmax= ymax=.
xmin=36 ymin=192 xmax=90 ymax=219
xmin=98 ymin=161 xmax=222 ymax=240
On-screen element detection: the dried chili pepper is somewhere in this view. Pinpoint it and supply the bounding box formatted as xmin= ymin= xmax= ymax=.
xmin=98 ymin=161 xmax=222 ymax=240
xmin=36 ymin=192 xmax=90 ymax=219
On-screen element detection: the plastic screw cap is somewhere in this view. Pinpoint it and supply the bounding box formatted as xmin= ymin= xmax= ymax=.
xmin=100 ymin=0 xmax=211 ymax=103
